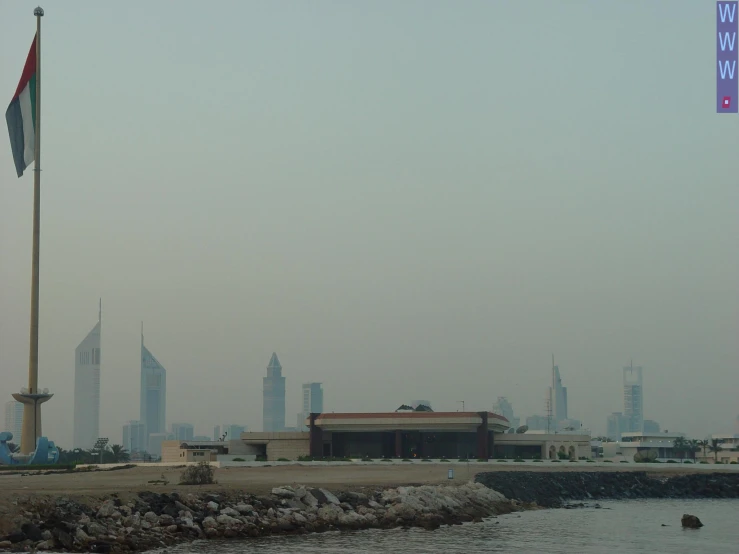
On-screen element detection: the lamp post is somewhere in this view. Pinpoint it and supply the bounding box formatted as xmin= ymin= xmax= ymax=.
xmin=94 ymin=437 xmax=109 ymax=465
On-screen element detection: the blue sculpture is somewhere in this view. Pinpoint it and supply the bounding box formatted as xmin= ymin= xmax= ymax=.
xmin=0 ymin=432 xmax=59 ymax=465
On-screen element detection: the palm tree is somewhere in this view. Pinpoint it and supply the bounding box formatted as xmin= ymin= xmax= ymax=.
xmin=672 ymin=436 xmax=687 ymax=462
xmin=109 ymin=444 xmax=130 ymax=463
xmin=7 ymin=442 xmax=18 ymax=453
xmin=709 ymin=438 xmax=724 ymax=464
xmin=697 ymin=439 xmax=709 ymax=460
xmin=688 ymin=440 xmax=699 ymax=462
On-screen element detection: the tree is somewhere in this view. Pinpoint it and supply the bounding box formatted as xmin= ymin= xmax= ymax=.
xmin=672 ymin=436 xmax=687 ymax=462
xmin=688 ymin=439 xmax=700 ymax=462
xmin=109 ymin=444 xmax=130 ymax=463
xmin=697 ymin=440 xmax=709 ymax=459
xmin=709 ymin=438 xmax=724 ymax=464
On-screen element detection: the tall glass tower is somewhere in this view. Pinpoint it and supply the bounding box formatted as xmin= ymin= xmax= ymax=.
xmin=263 ymin=352 xmax=286 ymax=432
xmin=140 ymin=329 xmax=167 ymax=448
xmin=73 ymin=303 xmax=102 ymax=449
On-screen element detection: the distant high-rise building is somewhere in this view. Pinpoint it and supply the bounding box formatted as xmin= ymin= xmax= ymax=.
xmin=122 ymin=420 xmax=146 ymax=453
xmin=297 ymin=383 xmax=324 ymax=430
xmin=263 ymin=352 xmax=286 ymax=432
xmin=549 ymin=356 xmax=568 ymax=423
xmin=213 ymin=425 xmax=221 ymax=441
xmin=140 ymin=329 xmax=167 ymax=445
xmin=221 ymin=424 xmax=246 ymax=440
xmin=623 ymin=362 xmax=643 ymax=433
xmin=492 ymin=397 xmax=520 ymax=429
xmin=73 ymin=303 xmax=102 ymax=450
xmin=147 ymin=432 xmax=171 ymax=458
xmin=525 ymin=414 xmax=550 ymax=431
xmin=735 ymin=415 xmax=739 ymax=435
xmin=606 ymin=412 xmax=629 ymax=441
xmin=643 ymin=419 xmax=660 ymax=434
xmin=4 ymin=401 xmax=23 ymax=441
xmin=192 ymin=435 xmax=211 ymax=442
xmin=170 ymin=423 xmax=194 ymax=441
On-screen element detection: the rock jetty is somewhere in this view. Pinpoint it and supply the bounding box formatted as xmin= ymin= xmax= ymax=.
xmin=0 ymin=482 xmax=517 ymax=552
xmin=475 ymin=471 xmax=739 ymax=508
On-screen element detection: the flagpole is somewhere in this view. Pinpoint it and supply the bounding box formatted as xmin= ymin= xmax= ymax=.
xmin=15 ymin=6 xmax=50 ymax=456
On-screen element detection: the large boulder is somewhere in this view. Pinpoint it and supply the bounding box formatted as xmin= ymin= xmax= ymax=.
xmin=681 ymin=514 xmax=704 ymax=528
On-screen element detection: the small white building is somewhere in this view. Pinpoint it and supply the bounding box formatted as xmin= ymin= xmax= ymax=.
xmin=602 ymin=431 xmax=686 ymax=462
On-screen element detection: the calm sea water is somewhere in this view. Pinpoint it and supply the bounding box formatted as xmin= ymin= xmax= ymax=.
xmin=156 ymin=499 xmax=737 ymax=554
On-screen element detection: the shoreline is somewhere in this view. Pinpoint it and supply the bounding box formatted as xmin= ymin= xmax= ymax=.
xmin=1 ymin=465 xmax=738 ymax=552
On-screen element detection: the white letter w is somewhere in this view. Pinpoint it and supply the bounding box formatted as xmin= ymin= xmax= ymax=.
xmin=719 ymin=32 xmax=737 ymax=51
xmin=719 ymin=60 xmax=736 ymax=79
xmin=719 ymin=3 xmax=736 ymax=23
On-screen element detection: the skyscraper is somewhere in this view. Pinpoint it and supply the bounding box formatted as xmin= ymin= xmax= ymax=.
xmin=73 ymin=303 xmax=102 ymax=449
xmin=4 ymin=401 xmax=23 ymax=441
xmin=492 ymin=396 xmax=520 ymax=429
xmin=623 ymin=362 xmax=643 ymax=433
xmin=140 ymin=328 xmax=167 ymax=447
xmin=297 ymin=383 xmax=323 ymax=430
xmin=549 ymin=356 xmax=568 ymax=423
xmin=170 ymin=423 xmax=194 ymax=441
xmin=122 ymin=420 xmax=146 ymax=454
xmin=263 ymin=352 xmax=286 ymax=432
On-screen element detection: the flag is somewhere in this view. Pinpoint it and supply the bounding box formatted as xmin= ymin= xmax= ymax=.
xmin=6 ymin=36 xmax=37 ymax=178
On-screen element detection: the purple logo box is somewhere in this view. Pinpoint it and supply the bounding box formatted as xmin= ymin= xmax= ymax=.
xmin=717 ymin=2 xmax=738 ymax=113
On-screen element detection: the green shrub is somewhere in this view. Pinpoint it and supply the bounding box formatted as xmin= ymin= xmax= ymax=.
xmin=666 ymin=460 xmax=678 ymax=463
xmin=496 ymin=459 xmax=507 ymax=462
xmin=699 ymin=461 xmax=708 ymax=464
xmin=603 ymin=460 xmax=613 ymax=463
xmin=402 ymin=458 xmax=412 ymax=462
xmin=619 ymin=460 xmax=629 ymax=463
xmin=730 ymin=461 xmax=737 ymax=464
xmin=361 ymin=457 xmax=373 ymax=462
xmin=440 ymin=458 xmax=450 ymax=462
xmin=683 ymin=461 xmax=693 ymax=464
xmin=586 ymin=460 xmax=595 ymax=463
xmin=277 ymin=458 xmax=290 ymax=462
xmin=179 ymin=461 xmax=216 ymax=485
xmin=231 ymin=458 xmax=246 ymax=462
xmin=422 ymin=458 xmax=432 ymax=462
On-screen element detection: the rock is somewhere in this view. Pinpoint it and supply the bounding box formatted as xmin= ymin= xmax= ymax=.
xmin=35 ymin=540 xmax=54 ymax=550
xmin=272 ymin=487 xmax=296 ymax=498
xmin=292 ymin=512 xmax=308 ymax=524
xmin=40 ymin=530 xmax=52 ymax=541
xmin=219 ymin=507 xmax=240 ymax=517
xmin=338 ymin=511 xmax=366 ymax=528
xmin=20 ymin=523 xmax=43 ymax=542
xmin=75 ymin=527 xmax=92 ymax=543
xmin=216 ymin=514 xmax=241 ymax=527
xmin=166 ymin=525 xmax=179 ymax=533
xmin=316 ymin=504 xmax=344 ymax=524
xmin=158 ymin=514 xmax=175 ymax=526
xmin=681 ymin=514 xmax=704 ymax=528
xmin=97 ymin=502 xmax=120 ymax=519
xmin=319 ymin=489 xmax=341 ymax=505
xmin=89 ymin=541 xmax=113 ymax=553
xmin=86 ymin=522 xmax=108 ymax=537
xmin=235 ymin=504 xmax=254 ymax=514
xmin=302 ymin=492 xmax=319 ymax=508
xmin=0 ymin=541 xmax=11 ymax=549
xmin=202 ymin=517 xmax=218 ymax=529
xmin=294 ymin=486 xmax=308 ymax=499
xmin=206 ymin=501 xmax=219 ymax=512
xmin=143 ymin=511 xmax=159 ymax=525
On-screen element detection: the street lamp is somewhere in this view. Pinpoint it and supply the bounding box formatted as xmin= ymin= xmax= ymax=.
xmin=94 ymin=437 xmax=109 ymax=465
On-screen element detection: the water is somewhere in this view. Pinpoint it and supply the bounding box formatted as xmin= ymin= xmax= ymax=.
xmin=156 ymin=499 xmax=737 ymax=553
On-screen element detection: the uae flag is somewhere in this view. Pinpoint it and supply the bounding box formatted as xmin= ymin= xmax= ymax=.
xmin=6 ymin=35 xmax=37 ymax=178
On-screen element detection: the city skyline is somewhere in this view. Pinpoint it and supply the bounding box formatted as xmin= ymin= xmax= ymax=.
xmin=1 ymin=1 xmax=737 ymax=446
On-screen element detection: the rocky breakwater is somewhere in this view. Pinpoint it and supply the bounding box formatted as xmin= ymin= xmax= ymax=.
xmin=0 ymin=482 xmax=517 ymax=552
xmin=475 ymin=471 xmax=739 ymax=508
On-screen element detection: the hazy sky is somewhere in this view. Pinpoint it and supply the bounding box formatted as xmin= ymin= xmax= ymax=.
xmin=1 ymin=0 xmax=737 ymax=447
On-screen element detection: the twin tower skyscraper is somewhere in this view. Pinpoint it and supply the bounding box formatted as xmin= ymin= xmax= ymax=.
xmin=73 ymin=304 xmax=167 ymax=450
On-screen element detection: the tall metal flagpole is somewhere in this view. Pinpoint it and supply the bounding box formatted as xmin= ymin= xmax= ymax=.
xmin=15 ymin=6 xmax=52 ymax=455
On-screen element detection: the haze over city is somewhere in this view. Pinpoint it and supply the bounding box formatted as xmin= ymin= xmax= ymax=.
xmin=1 ymin=0 xmax=737 ymax=449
